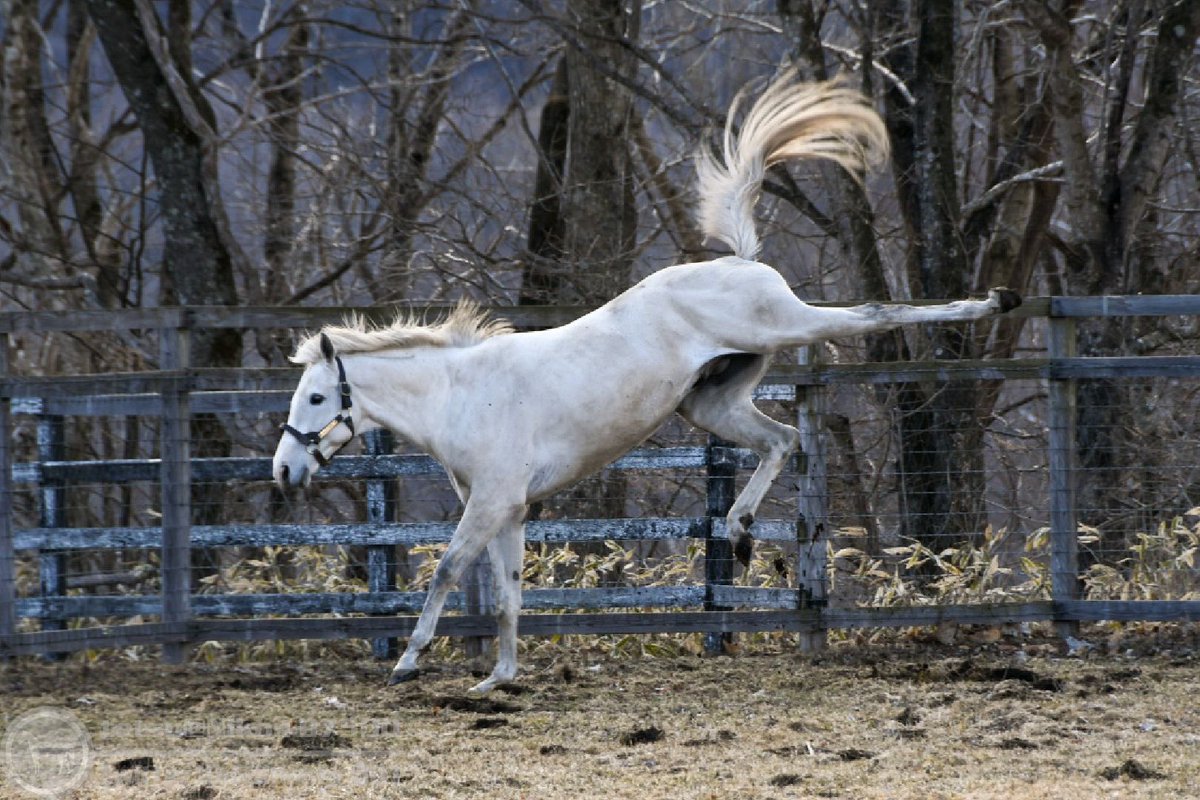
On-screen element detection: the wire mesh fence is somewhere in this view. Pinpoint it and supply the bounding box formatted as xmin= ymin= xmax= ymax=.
xmin=2 ymin=298 xmax=1199 ymax=661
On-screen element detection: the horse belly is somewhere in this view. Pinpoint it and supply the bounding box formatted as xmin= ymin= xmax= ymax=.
xmin=524 ymin=376 xmax=687 ymax=500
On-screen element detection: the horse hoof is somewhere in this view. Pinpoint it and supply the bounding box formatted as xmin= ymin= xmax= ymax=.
xmin=990 ymin=288 xmax=1022 ymax=313
xmin=734 ymin=534 xmax=754 ymax=568
xmin=387 ymin=668 xmax=420 ymax=686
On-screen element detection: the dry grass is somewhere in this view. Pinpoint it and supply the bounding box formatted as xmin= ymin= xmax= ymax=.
xmin=3 ymin=628 xmax=1200 ymax=799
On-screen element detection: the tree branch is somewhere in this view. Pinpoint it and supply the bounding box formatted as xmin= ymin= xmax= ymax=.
xmin=961 ymin=160 xmax=1064 ymax=218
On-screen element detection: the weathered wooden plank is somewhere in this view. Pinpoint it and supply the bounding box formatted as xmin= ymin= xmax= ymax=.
xmin=19 ymin=453 xmax=445 ymax=485
xmin=183 ymin=304 xmax=593 ymax=331
xmin=0 ymin=305 xmax=590 ymax=337
xmin=529 ymin=517 xmax=706 ymax=543
xmin=0 ymin=306 xmax=186 ymax=334
xmin=185 ymin=610 xmax=819 ymax=646
xmin=692 ymin=518 xmax=796 ymax=542
xmin=37 ymin=415 xmax=67 ymax=650
xmin=821 ymin=602 xmax=1057 ymax=629
xmin=14 ymin=446 xmax=730 ymax=486
xmin=1047 ymin=318 xmax=1080 ymax=640
xmin=15 ymin=390 xmax=294 ymax=418
xmin=0 ymin=622 xmax=188 ymax=657
xmin=158 ymin=326 xmax=192 ymax=664
xmin=182 ymin=598 xmax=1071 ymax=643
xmin=0 ymin=371 xmax=188 ymax=398
xmin=796 ymin=344 xmax=829 ymax=653
xmin=754 ymin=384 xmax=797 ymax=401
xmin=710 ymin=585 xmax=801 ymax=609
xmin=717 ymin=352 xmax=1160 ymax=385
xmin=12 ymin=516 xmax=800 ymax=551
xmin=14 ymin=353 xmax=1193 ymax=404
xmin=363 ymin=430 xmax=399 ymax=658
xmin=1052 ymin=295 xmax=1200 ymax=318
xmin=703 ymin=435 xmax=737 ymax=654
xmin=0 ymin=332 xmax=15 ymax=643
xmin=768 ymin=359 xmax=1051 ymax=386
xmin=13 ymin=516 xmax=718 ymax=551
xmin=0 ymin=360 xmax=1047 ymax=398
xmin=1049 ymin=356 xmax=1200 ymax=380
xmin=1055 ymin=599 xmax=1200 ymax=622
xmin=19 ymin=584 xmax=802 ymax=621
xmin=14 ymin=599 xmax=1200 ymax=657
xmin=19 ymin=586 xmax=712 ymax=620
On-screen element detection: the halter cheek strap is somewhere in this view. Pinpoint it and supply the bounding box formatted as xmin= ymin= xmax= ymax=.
xmin=280 ymin=356 xmax=356 ymax=467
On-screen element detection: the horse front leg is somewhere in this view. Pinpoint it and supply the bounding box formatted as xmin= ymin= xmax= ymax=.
xmin=388 ymin=498 xmax=525 ymax=686
xmin=468 ymin=517 xmax=526 ymax=695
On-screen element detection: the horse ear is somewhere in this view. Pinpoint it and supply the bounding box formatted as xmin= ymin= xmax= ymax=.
xmin=319 ymin=332 xmax=336 ymax=363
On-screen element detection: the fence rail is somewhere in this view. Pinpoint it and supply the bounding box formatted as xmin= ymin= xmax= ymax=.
xmin=2 ymin=295 xmax=1199 ymax=660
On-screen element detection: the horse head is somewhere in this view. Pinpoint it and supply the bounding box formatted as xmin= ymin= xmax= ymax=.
xmin=273 ymin=332 xmax=357 ymax=488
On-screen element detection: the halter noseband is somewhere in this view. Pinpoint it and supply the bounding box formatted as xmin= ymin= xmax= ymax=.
xmin=280 ymin=356 xmax=356 ymax=467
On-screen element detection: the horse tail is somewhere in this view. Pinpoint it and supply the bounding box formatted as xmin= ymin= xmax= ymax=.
xmin=695 ymin=70 xmax=890 ymax=260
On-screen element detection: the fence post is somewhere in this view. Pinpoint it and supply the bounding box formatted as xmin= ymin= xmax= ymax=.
xmin=463 ymin=550 xmax=494 ymax=662
xmin=796 ymin=345 xmax=828 ymax=653
xmin=37 ymin=414 xmax=67 ymax=657
xmin=1047 ymin=313 xmax=1080 ymax=638
xmin=0 ymin=332 xmax=15 ymax=649
xmin=703 ymin=435 xmax=736 ymax=654
xmin=364 ymin=429 xmax=398 ymax=659
xmin=159 ymin=318 xmax=192 ymax=663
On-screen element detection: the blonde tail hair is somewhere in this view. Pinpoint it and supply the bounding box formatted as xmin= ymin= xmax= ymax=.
xmin=695 ymin=71 xmax=890 ymax=260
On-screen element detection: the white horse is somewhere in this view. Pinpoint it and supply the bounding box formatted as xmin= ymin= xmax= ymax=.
xmin=273 ymin=71 xmax=1021 ymax=694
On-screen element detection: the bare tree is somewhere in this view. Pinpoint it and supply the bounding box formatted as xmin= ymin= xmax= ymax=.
xmin=3 ymin=0 xmax=1198 ymax=572
xmin=1024 ymin=0 xmax=1200 ymax=537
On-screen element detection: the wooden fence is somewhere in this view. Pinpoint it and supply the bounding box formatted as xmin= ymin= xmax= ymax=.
xmin=2 ymin=296 xmax=1200 ymax=661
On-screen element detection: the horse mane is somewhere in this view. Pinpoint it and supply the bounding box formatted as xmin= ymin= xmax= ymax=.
xmin=290 ymin=301 xmax=514 ymax=364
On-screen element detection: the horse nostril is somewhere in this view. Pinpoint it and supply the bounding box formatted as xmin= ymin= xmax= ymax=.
xmin=279 ymin=464 xmax=290 ymax=484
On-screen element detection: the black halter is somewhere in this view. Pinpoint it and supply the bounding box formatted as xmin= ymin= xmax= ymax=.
xmin=280 ymin=356 xmax=356 ymax=467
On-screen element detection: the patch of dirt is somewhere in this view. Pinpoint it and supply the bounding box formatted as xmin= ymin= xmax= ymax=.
xmin=836 ymin=748 xmax=876 ymax=761
xmin=3 ymin=631 xmax=1199 ymax=799
xmin=619 ymin=726 xmax=665 ymax=746
xmin=470 ymin=717 xmax=510 ymax=730
xmin=430 ymin=694 xmax=522 ymax=714
xmin=279 ymin=732 xmax=350 ymax=751
xmin=1099 ymin=759 xmax=1166 ymax=781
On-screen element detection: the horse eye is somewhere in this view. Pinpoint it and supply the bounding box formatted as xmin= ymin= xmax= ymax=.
xmin=309 ymin=393 xmax=326 ymax=405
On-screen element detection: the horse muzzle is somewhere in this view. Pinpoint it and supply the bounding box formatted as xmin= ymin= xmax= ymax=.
xmin=273 ymin=458 xmax=311 ymax=490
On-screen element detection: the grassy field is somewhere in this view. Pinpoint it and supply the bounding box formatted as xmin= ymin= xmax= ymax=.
xmin=3 ymin=628 xmax=1199 ymax=799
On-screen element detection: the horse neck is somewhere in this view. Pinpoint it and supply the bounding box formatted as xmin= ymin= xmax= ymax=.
xmin=344 ymin=348 xmax=451 ymax=448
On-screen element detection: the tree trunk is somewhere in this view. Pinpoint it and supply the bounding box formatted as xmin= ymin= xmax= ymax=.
xmin=520 ymin=58 xmax=571 ymax=306
xmin=86 ymin=0 xmax=240 ymax=557
xmin=1026 ymin=0 xmax=1200 ymax=540
xmin=85 ymin=0 xmax=241 ymax=368
xmin=521 ymin=0 xmax=640 ymax=521
xmin=878 ymin=0 xmax=987 ymax=554
xmin=558 ymin=0 xmax=639 ymax=304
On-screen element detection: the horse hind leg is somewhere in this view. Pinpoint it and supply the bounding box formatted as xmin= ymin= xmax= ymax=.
xmin=679 ymin=354 xmax=800 ymax=567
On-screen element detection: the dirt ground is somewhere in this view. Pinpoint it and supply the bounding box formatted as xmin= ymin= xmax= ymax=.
xmin=3 ymin=629 xmax=1200 ymax=800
